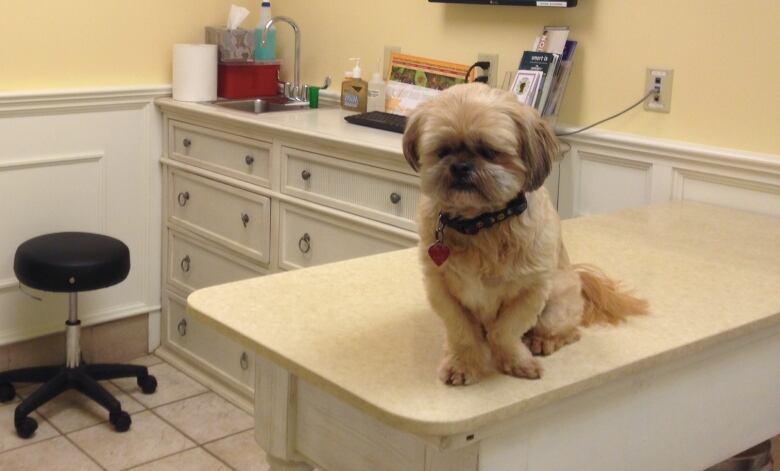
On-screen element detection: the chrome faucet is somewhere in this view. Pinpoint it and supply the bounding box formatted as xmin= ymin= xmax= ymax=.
xmin=262 ymin=16 xmax=306 ymax=101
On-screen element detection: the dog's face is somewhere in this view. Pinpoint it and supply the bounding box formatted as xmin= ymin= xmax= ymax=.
xmin=403 ymin=83 xmax=558 ymax=215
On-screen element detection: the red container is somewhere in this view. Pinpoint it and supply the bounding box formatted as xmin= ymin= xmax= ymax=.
xmin=217 ymin=61 xmax=281 ymax=99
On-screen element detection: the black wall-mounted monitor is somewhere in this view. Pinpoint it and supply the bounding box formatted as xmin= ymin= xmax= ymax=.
xmin=429 ymin=0 xmax=577 ymax=6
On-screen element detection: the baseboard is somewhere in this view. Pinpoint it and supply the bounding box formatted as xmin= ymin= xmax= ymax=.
xmin=0 ymin=313 xmax=150 ymax=370
xmin=0 ymin=301 xmax=160 ymax=347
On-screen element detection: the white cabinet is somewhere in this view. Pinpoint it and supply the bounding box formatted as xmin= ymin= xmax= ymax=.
xmin=281 ymin=146 xmax=421 ymax=231
xmin=278 ymin=203 xmax=416 ymax=271
xmin=163 ymin=292 xmax=255 ymax=395
xmin=169 ymin=120 xmax=272 ymax=188
xmin=169 ymin=169 xmax=272 ymax=263
xmin=166 ymin=229 xmax=266 ymax=294
xmin=157 ymin=112 xmax=418 ymax=410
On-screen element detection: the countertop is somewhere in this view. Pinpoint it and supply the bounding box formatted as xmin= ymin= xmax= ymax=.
xmin=186 ymin=202 xmax=780 ymax=437
xmin=155 ymin=97 xmax=404 ymax=157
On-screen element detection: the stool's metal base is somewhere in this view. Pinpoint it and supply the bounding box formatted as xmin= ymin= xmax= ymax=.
xmin=0 ymin=293 xmax=157 ymax=438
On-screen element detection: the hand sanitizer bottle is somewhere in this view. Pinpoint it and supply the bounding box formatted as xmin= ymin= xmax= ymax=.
xmin=255 ymin=2 xmax=276 ymax=61
xmin=367 ymin=70 xmax=386 ymax=112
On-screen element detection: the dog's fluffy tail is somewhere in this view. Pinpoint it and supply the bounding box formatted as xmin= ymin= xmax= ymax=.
xmin=574 ymin=264 xmax=649 ymax=326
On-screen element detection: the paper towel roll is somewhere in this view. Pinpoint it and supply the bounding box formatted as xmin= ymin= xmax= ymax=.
xmin=172 ymin=44 xmax=218 ymax=102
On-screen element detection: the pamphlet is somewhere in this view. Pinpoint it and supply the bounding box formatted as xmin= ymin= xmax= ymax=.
xmin=510 ymin=70 xmax=544 ymax=106
xmin=385 ymin=53 xmax=474 ymax=115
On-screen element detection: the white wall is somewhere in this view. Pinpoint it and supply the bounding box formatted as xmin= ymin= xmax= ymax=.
xmin=0 ymin=87 xmax=168 ymax=346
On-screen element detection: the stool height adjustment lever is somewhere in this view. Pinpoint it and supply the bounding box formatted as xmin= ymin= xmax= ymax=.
xmin=18 ymin=283 xmax=43 ymax=301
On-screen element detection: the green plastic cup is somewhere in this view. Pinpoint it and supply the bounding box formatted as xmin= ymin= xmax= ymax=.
xmin=309 ymin=86 xmax=320 ymax=109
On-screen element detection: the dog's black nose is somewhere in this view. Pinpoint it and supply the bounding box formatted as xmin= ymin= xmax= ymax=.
xmin=450 ymin=161 xmax=474 ymax=179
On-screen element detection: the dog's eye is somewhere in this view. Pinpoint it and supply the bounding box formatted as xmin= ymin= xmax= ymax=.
xmin=479 ymin=147 xmax=497 ymax=160
xmin=437 ymin=147 xmax=451 ymax=159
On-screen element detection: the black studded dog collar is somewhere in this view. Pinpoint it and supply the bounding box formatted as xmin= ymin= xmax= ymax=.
xmin=440 ymin=193 xmax=528 ymax=235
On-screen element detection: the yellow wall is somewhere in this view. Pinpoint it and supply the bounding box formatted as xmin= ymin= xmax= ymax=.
xmin=0 ymin=0 xmax=239 ymax=90
xmin=259 ymin=0 xmax=779 ymax=154
xmin=1 ymin=1 xmax=777 ymax=154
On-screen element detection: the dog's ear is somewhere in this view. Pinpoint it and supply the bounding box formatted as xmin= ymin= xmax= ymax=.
xmin=510 ymin=106 xmax=559 ymax=191
xmin=402 ymin=109 xmax=424 ymax=172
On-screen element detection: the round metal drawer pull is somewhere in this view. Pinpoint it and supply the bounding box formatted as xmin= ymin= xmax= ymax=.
xmin=390 ymin=192 xmax=402 ymax=204
xmin=180 ymin=255 xmax=191 ymax=272
xmin=177 ymin=319 xmax=187 ymax=336
xmin=245 ymin=155 xmax=255 ymax=166
xmin=301 ymin=170 xmax=311 ymax=181
xmin=182 ymin=138 xmax=192 ymax=148
xmin=240 ymin=352 xmax=249 ymax=370
xmin=177 ymin=191 xmax=190 ymax=206
xmin=298 ymin=233 xmax=311 ymax=254
xmin=241 ymin=213 xmax=250 ymax=227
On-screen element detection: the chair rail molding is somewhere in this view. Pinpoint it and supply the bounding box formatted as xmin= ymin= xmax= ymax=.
xmin=0 ymin=85 xmax=170 ymax=347
xmin=0 ymin=85 xmax=172 ymax=117
xmin=556 ymin=125 xmax=780 ymax=219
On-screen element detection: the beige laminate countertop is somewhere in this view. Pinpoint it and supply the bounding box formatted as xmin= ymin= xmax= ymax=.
xmin=187 ymin=202 xmax=780 ymax=437
xmin=155 ymin=97 xmax=404 ymax=158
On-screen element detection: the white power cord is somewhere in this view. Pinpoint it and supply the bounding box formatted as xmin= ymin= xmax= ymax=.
xmin=555 ymin=89 xmax=655 ymax=137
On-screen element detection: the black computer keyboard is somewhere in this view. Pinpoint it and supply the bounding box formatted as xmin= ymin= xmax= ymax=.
xmin=344 ymin=111 xmax=408 ymax=134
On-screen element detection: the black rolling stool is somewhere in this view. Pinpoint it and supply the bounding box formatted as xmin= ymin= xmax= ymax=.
xmin=0 ymin=232 xmax=157 ymax=438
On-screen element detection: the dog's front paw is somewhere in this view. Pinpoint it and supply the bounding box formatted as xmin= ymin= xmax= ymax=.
xmin=438 ymin=355 xmax=482 ymax=386
xmin=494 ymin=351 xmax=543 ymax=380
xmin=523 ymin=329 xmax=581 ymax=356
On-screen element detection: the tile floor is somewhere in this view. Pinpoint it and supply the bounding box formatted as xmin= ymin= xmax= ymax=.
xmin=0 ymin=354 xmax=270 ymax=471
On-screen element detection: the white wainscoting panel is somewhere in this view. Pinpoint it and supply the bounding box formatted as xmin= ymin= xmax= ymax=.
xmin=558 ymin=128 xmax=780 ymax=219
xmin=0 ymin=86 xmax=169 ymax=346
xmin=672 ymin=169 xmax=780 ymax=217
xmin=0 ymin=153 xmax=106 ymax=283
xmin=577 ymin=152 xmax=652 ymax=216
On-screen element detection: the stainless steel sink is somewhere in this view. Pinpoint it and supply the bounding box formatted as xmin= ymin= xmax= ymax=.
xmin=210 ymin=97 xmax=310 ymax=114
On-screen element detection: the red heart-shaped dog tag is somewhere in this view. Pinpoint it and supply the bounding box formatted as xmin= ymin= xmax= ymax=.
xmin=428 ymin=242 xmax=450 ymax=266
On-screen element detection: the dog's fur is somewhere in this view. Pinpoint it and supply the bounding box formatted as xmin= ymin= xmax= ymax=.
xmin=403 ymin=83 xmax=648 ymax=385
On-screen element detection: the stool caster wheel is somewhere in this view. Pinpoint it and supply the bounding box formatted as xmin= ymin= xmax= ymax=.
xmin=138 ymin=375 xmax=157 ymax=394
xmin=109 ymin=411 xmax=131 ymax=432
xmin=0 ymin=383 xmax=15 ymax=402
xmin=16 ymin=416 xmax=37 ymax=439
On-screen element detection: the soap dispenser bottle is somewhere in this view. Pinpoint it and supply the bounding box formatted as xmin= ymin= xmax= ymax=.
xmin=255 ymin=2 xmax=276 ymax=61
xmin=341 ymin=58 xmax=368 ymax=112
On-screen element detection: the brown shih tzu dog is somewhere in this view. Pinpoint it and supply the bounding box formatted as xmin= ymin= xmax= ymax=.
xmin=403 ymin=83 xmax=648 ymax=385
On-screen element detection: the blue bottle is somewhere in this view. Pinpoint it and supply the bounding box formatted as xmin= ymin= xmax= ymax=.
xmin=255 ymin=2 xmax=276 ymax=61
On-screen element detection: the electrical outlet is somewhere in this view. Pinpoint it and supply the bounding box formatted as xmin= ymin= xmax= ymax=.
xmin=477 ymin=52 xmax=499 ymax=88
xmin=644 ymin=68 xmax=674 ymax=113
xmin=383 ymin=45 xmax=401 ymax=79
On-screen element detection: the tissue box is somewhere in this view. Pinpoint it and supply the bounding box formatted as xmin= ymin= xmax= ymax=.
xmin=205 ymin=27 xmax=255 ymax=62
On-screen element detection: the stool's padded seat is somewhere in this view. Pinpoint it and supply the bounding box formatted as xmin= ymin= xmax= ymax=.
xmin=14 ymin=232 xmax=130 ymax=292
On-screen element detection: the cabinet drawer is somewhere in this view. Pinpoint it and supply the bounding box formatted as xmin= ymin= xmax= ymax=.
xmin=279 ymin=203 xmax=416 ymax=270
xmin=164 ymin=291 xmax=255 ymax=390
xmin=167 ymin=229 xmax=266 ymax=295
xmin=281 ymin=147 xmax=420 ymax=231
xmin=169 ymin=169 xmax=271 ymax=263
xmin=170 ymin=120 xmax=271 ymax=187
